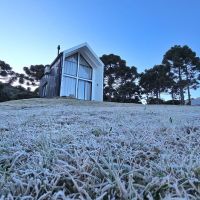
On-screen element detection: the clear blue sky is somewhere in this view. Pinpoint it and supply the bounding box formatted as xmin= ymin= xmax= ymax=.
xmin=0 ymin=0 xmax=200 ymax=98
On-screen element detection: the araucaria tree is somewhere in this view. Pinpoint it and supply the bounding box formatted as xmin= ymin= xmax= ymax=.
xmin=0 ymin=60 xmax=13 ymax=79
xmin=163 ymin=45 xmax=200 ymax=105
xmin=23 ymin=65 xmax=45 ymax=86
xmin=100 ymin=54 xmax=140 ymax=102
xmin=139 ymin=65 xmax=172 ymax=102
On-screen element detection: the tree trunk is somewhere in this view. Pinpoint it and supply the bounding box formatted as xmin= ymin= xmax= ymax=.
xmin=185 ymin=67 xmax=191 ymax=105
xmin=146 ymin=94 xmax=149 ymax=104
xmin=171 ymin=89 xmax=174 ymax=100
xmin=180 ymin=89 xmax=184 ymax=104
xmin=187 ymin=85 xmax=191 ymax=105
xmin=156 ymin=92 xmax=159 ymax=100
xmin=178 ymin=66 xmax=185 ymax=105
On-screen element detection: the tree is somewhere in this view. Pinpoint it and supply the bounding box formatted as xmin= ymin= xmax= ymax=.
xmin=3 ymin=64 xmax=45 ymax=86
xmin=100 ymin=54 xmax=140 ymax=102
xmin=0 ymin=60 xmax=41 ymax=102
xmin=23 ymin=65 xmax=45 ymax=86
xmin=100 ymin=54 xmax=125 ymax=101
xmin=115 ymin=82 xmax=141 ymax=103
xmin=139 ymin=65 xmax=172 ymax=103
xmin=0 ymin=60 xmax=12 ymax=78
xmin=18 ymin=73 xmax=25 ymax=84
xmin=0 ymin=60 xmax=19 ymax=85
xmin=163 ymin=45 xmax=200 ymax=105
xmin=8 ymin=72 xmax=27 ymax=85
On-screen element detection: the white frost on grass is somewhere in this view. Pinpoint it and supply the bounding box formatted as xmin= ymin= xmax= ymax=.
xmin=0 ymin=98 xmax=200 ymax=199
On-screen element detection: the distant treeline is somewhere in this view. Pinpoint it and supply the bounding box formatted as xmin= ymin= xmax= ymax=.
xmin=0 ymin=62 xmax=44 ymax=102
xmin=0 ymin=45 xmax=200 ymax=104
xmin=0 ymin=83 xmax=38 ymax=102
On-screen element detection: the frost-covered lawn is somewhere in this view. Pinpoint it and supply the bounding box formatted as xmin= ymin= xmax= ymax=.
xmin=0 ymin=98 xmax=200 ymax=199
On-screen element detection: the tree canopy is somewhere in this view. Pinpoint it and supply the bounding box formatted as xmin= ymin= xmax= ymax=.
xmin=139 ymin=65 xmax=173 ymax=102
xmin=23 ymin=65 xmax=45 ymax=86
xmin=100 ymin=54 xmax=140 ymax=103
xmin=0 ymin=60 xmax=13 ymax=77
xmin=163 ymin=45 xmax=200 ymax=104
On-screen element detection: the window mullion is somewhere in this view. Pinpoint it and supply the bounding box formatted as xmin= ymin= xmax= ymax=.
xmin=78 ymin=78 xmax=92 ymax=82
xmin=84 ymin=81 xmax=86 ymax=100
xmin=76 ymin=53 xmax=80 ymax=98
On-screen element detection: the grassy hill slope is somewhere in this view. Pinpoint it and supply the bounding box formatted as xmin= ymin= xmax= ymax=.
xmin=0 ymin=98 xmax=200 ymax=199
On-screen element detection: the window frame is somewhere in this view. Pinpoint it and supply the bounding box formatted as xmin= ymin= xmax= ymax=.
xmin=63 ymin=53 xmax=92 ymax=100
xmin=64 ymin=54 xmax=78 ymax=76
xmin=78 ymin=79 xmax=92 ymax=100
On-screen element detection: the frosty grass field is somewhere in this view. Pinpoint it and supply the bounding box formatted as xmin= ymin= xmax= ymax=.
xmin=0 ymin=98 xmax=200 ymax=199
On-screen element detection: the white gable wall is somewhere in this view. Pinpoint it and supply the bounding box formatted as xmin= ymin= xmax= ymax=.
xmin=91 ymin=62 xmax=103 ymax=101
xmin=60 ymin=43 xmax=104 ymax=101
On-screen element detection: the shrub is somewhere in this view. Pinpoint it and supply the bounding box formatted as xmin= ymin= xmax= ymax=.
xmin=164 ymin=100 xmax=181 ymax=105
xmin=0 ymin=84 xmax=10 ymax=102
xmin=148 ymin=98 xmax=164 ymax=104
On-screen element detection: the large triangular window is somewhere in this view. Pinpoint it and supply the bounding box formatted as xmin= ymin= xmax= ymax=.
xmin=63 ymin=53 xmax=92 ymax=100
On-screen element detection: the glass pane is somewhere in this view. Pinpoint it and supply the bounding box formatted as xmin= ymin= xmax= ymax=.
xmin=65 ymin=54 xmax=78 ymax=63
xmin=79 ymin=64 xmax=92 ymax=80
xmin=78 ymin=80 xmax=85 ymax=100
xmin=85 ymin=81 xmax=92 ymax=100
xmin=64 ymin=54 xmax=78 ymax=76
xmin=64 ymin=61 xmax=77 ymax=76
xmin=63 ymin=77 xmax=76 ymax=97
xmin=79 ymin=55 xmax=90 ymax=66
xmin=77 ymin=80 xmax=92 ymax=100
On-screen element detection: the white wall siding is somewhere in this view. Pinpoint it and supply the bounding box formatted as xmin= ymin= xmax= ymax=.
xmin=91 ymin=64 xmax=103 ymax=101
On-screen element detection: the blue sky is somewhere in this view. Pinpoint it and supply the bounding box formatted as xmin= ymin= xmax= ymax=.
xmin=0 ymin=0 xmax=200 ymax=98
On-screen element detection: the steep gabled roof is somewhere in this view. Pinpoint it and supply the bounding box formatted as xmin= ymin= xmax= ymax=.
xmin=63 ymin=43 xmax=104 ymax=68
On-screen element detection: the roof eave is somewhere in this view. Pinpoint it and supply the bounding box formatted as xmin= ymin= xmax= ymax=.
xmin=63 ymin=43 xmax=104 ymax=67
